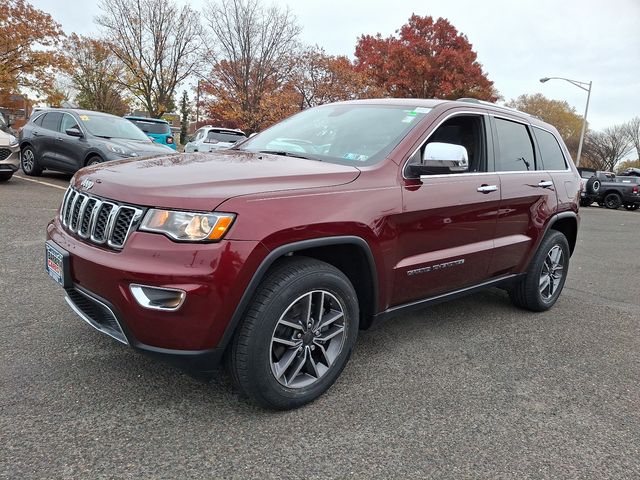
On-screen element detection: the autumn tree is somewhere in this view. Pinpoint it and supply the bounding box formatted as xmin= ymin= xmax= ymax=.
xmin=354 ymin=15 xmax=497 ymax=101
xmin=0 ymin=0 xmax=67 ymax=101
xmin=203 ymin=0 xmax=301 ymax=132
xmin=506 ymin=93 xmax=584 ymax=159
xmin=96 ymin=0 xmax=202 ymax=118
xmin=65 ymin=34 xmax=129 ymax=115
xmin=582 ymin=124 xmax=633 ymax=171
xmin=179 ymin=91 xmax=190 ymax=145
xmin=623 ymin=117 xmax=640 ymax=160
xmin=291 ymin=46 xmax=383 ymax=109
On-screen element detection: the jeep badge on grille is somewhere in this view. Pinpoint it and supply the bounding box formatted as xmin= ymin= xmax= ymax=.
xmin=81 ymin=179 xmax=94 ymax=190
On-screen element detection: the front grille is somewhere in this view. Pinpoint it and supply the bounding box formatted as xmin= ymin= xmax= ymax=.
xmin=65 ymin=288 xmax=128 ymax=344
xmin=0 ymin=148 xmax=11 ymax=160
xmin=60 ymin=187 xmax=144 ymax=250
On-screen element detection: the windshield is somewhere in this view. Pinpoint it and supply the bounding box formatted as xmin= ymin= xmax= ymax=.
xmin=237 ymin=104 xmax=431 ymax=166
xmin=128 ymin=119 xmax=171 ymax=135
xmin=81 ymin=114 xmax=152 ymax=141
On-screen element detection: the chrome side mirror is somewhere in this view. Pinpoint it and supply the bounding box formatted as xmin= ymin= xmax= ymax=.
xmin=422 ymin=142 xmax=469 ymax=172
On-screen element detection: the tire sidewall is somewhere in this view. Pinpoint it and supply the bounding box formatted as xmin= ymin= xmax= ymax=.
xmin=243 ymin=266 xmax=359 ymax=408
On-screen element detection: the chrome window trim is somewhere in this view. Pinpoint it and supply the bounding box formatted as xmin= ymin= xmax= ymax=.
xmin=402 ymin=110 xmax=489 ymax=180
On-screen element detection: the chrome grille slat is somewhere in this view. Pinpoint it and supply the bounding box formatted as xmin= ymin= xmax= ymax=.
xmin=58 ymin=187 xmax=143 ymax=251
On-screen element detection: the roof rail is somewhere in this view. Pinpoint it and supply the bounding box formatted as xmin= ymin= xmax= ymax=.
xmin=456 ymin=98 xmax=532 ymax=117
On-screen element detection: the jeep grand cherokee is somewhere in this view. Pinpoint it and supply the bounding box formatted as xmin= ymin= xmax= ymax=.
xmin=46 ymin=98 xmax=580 ymax=409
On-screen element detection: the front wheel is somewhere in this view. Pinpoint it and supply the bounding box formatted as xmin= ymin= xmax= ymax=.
xmin=86 ymin=156 xmax=103 ymax=167
xmin=509 ymin=230 xmax=570 ymax=312
xmin=227 ymin=257 xmax=359 ymax=410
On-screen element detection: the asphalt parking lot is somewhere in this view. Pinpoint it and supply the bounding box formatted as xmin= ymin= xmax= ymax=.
xmin=1 ymin=172 xmax=639 ymax=479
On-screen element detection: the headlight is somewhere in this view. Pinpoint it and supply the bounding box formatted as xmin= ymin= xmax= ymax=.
xmin=8 ymin=135 xmax=18 ymax=147
xmin=107 ymin=143 xmax=138 ymax=157
xmin=139 ymin=209 xmax=235 ymax=242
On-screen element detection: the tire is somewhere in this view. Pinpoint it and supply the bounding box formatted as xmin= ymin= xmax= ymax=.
xmin=586 ymin=177 xmax=600 ymax=195
xmin=227 ymin=256 xmax=359 ymax=410
xmin=86 ymin=156 xmax=103 ymax=167
xmin=0 ymin=172 xmax=13 ymax=182
xmin=21 ymin=146 xmax=43 ymax=176
xmin=509 ymin=230 xmax=570 ymax=312
xmin=624 ymin=203 xmax=639 ymax=211
xmin=603 ymin=193 xmax=622 ymax=210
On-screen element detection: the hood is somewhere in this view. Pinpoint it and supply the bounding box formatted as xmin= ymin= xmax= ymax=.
xmin=72 ymin=150 xmax=361 ymax=211
xmin=0 ymin=129 xmax=15 ymax=146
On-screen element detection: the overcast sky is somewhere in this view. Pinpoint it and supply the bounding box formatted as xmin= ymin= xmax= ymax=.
xmin=31 ymin=0 xmax=640 ymax=131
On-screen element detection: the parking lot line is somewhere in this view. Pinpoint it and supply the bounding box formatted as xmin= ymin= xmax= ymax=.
xmin=13 ymin=175 xmax=67 ymax=191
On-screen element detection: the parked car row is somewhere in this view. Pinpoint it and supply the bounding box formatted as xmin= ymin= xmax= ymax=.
xmin=2 ymin=107 xmax=247 ymax=181
xmin=578 ymin=167 xmax=640 ymax=211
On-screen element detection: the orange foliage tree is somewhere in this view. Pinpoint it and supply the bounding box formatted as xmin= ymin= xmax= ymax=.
xmin=355 ymin=15 xmax=497 ymax=101
xmin=0 ymin=0 xmax=67 ymax=102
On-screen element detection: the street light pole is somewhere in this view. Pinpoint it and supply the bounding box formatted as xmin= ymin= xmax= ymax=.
xmin=540 ymin=76 xmax=592 ymax=167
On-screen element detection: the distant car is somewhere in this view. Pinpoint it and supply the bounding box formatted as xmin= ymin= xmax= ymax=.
xmin=19 ymin=109 xmax=175 ymax=176
xmin=184 ymin=126 xmax=246 ymax=153
xmin=124 ymin=116 xmax=177 ymax=150
xmin=620 ymin=167 xmax=640 ymax=177
xmin=0 ymin=113 xmax=20 ymax=181
xmin=577 ymin=168 xmax=640 ymax=210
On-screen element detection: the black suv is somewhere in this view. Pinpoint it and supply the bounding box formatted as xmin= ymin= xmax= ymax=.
xmin=578 ymin=168 xmax=640 ymax=210
xmin=19 ymin=109 xmax=175 ymax=175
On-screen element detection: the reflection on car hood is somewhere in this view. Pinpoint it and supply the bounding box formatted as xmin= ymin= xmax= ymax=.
xmin=72 ymin=150 xmax=361 ymax=211
xmin=104 ymin=137 xmax=174 ymax=155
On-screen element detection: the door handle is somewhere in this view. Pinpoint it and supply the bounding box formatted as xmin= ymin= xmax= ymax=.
xmin=56 ymin=137 xmax=63 ymax=141
xmin=537 ymin=180 xmax=554 ymax=188
xmin=477 ymin=184 xmax=498 ymax=193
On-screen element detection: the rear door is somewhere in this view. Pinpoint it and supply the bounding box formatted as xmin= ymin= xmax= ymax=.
xmin=392 ymin=110 xmax=501 ymax=305
xmin=37 ymin=112 xmax=63 ymax=166
xmin=488 ymin=116 xmax=557 ymax=276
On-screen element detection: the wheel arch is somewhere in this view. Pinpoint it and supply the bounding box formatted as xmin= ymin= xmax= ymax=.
xmin=84 ymin=152 xmax=104 ymax=166
xmin=547 ymin=212 xmax=578 ymax=255
xmin=218 ymin=236 xmax=379 ymax=354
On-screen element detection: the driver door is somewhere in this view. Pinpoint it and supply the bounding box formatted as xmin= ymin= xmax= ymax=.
xmin=392 ymin=111 xmax=501 ymax=305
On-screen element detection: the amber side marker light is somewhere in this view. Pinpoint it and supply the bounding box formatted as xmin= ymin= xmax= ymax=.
xmin=208 ymin=215 xmax=235 ymax=240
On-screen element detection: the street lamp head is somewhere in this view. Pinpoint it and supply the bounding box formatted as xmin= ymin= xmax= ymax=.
xmin=539 ymin=77 xmax=550 ymax=83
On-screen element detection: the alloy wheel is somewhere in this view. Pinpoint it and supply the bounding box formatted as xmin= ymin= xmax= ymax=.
xmin=270 ymin=290 xmax=346 ymax=389
xmin=539 ymin=245 xmax=564 ymax=301
xmin=22 ymin=149 xmax=34 ymax=173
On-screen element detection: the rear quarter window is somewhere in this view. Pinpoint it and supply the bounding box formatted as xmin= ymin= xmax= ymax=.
xmin=534 ymin=127 xmax=567 ymax=170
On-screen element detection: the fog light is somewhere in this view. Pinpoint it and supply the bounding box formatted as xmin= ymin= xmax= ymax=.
xmin=130 ymin=284 xmax=186 ymax=311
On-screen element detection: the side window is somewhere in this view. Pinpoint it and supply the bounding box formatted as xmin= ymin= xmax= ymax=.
xmin=33 ymin=114 xmax=45 ymax=127
xmin=196 ymin=129 xmax=206 ymax=141
xmin=41 ymin=112 xmax=62 ymax=132
xmin=534 ymin=127 xmax=567 ymax=170
xmin=408 ymin=114 xmax=487 ymax=174
xmin=60 ymin=114 xmax=79 ymax=133
xmin=494 ymin=118 xmax=535 ymax=172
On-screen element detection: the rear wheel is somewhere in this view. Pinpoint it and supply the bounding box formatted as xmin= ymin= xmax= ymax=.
xmin=509 ymin=230 xmax=570 ymax=312
xmin=604 ymin=193 xmax=622 ymax=209
xmin=21 ymin=146 xmax=43 ymax=176
xmin=227 ymin=257 xmax=359 ymax=410
xmin=579 ymin=198 xmax=591 ymax=207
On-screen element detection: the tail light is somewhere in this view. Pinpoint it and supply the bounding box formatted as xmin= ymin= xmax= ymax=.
xmin=633 ymin=185 xmax=639 ymax=194
xmin=167 ymin=136 xmax=174 ymax=144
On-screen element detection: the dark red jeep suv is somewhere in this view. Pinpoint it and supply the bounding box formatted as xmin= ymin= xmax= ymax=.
xmin=46 ymin=99 xmax=580 ymax=409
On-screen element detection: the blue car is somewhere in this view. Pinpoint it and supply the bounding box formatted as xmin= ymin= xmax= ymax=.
xmin=125 ymin=116 xmax=177 ymax=150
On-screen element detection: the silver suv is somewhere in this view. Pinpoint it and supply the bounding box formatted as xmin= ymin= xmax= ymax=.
xmin=0 ymin=113 xmax=20 ymax=182
xmin=184 ymin=126 xmax=246 ymax=153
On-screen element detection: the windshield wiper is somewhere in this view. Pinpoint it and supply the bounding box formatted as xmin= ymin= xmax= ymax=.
xmin=258 ymin=150 xmax=320 ymax=161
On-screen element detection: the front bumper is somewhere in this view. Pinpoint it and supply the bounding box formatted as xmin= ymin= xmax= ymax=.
xmin=0 ymin=144 xmax=20 ymax=172
xmin=47 ymin=216 xmax=268 ymax=368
